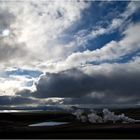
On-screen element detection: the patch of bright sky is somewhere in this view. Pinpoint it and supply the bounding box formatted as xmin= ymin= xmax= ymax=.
xmin=0 ymin=68 xmax=42 ymax=96
xmin=5 ymin=68 xmax=43 ymax=78
xmin=80 ymin=31 xmax=123 ymax=52
xmin=2 ymin=29 xmax=10 ymax=36
xmin=0 ymin=29 xmax=10 ymax=37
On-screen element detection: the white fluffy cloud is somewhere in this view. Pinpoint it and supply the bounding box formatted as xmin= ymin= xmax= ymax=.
xmin=0 ymin=1 xmax=139 ymax=73
xmin=40 ymin=22 xmax=140 ymax=72
xmin=0 ymin=0 xmax=90 ymax=70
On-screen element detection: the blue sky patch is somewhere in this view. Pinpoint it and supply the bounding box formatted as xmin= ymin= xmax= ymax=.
xmin=5 ymin=68 xmax=43 ymax=78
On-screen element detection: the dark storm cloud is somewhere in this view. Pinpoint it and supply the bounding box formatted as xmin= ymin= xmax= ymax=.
xmin=16 ymin=89 xmax=33 ymax=98
xmin=62 ymin=96 xmax=107 ymax=105
xmin=34 ymin=69 xmax=94 ymax=98
xmin=62 ymin=94 xmax=140 ymax=105
xmin=17 ymin=69 xmax=94 ymax=98
xmin=17 ymin=67 xmax=140 ymax=105
xmin=36 ymin=68 xmax=140 ymax=98
xmin=0 ymin=96 xmax=38 ymax=105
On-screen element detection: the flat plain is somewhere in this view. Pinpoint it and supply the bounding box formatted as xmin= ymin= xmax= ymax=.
xmin=0 ymin=108 xmax=140 ymax=139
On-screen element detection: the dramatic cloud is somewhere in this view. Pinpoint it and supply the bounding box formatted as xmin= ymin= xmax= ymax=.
xmin=41 ymin=22 xmax=140 ymax=72
xmin=34 ymin=69 xmax=93 ymax=98
xmin=0 ymin=1 xmax=140 ymax=107
xmin=17 ymin=56 xmax=140 ymax=105
xmin=0 ymin=0 xmax=90 ymax=69
xmin=0 ymin=1 xmax=139 ymax=72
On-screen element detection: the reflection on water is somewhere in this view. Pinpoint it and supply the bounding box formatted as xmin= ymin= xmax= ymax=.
xmin=0 ymin=110 xmax=19 ymax=113
xmin=0 ymin=110 xmax=41 ymax=113
xmin=29 ymin=121 xmax=69 ymax=127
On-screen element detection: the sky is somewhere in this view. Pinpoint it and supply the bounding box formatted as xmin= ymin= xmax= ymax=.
xmin=0 ymin=0 xmax=140 ymax=108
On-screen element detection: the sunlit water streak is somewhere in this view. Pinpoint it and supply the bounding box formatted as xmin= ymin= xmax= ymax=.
xmin=29 ymin=122 xmax=69 ymax=127
xmin=0 ymin=110 xmax=41 ymax=113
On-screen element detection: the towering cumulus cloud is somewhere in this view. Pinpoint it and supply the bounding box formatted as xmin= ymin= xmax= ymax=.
xmin=0 ymin=1 xmax=140 ymax=107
